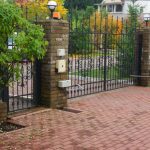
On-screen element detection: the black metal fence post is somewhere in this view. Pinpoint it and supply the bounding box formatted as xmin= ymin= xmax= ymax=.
xmin=103 ymin=32 xmax=107 ymax=91
xmin=1 ymin=87 xmax=9 ymax=112
xmin=134 ymin=32 xmax=143 ymax=85
xmin=33 ymin=60 xmax=41 ymax=105
xmin=103 ymin=16 xmax=108 ymax=91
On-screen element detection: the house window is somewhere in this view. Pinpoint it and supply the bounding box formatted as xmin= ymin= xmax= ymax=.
xmin=8 ymin=38 xmax=13 ymax=50
xmin=102 ymin=5 xmax=106 ymax=10
xmin=116 ymin=4 xmax=123 ymax=12
xmin=108 ymin=5 xmax=114 ymax=12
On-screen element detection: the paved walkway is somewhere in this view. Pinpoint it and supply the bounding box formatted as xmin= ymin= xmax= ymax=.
xmin=1 ymin=86 xmax=150 ymax=150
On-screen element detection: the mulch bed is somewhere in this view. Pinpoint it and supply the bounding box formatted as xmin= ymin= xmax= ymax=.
xmin=0 ymin=121 xmax=25 ymax=133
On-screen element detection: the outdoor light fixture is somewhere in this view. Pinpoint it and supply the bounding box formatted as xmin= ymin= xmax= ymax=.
xmin=47 ymin=1 xmax=57 ymax=18
xmin=144 ymin=14 xmax=150 ymax=27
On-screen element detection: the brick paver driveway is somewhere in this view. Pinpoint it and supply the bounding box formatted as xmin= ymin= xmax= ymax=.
xmin=1 ymin=86 xmax=150 ymax=150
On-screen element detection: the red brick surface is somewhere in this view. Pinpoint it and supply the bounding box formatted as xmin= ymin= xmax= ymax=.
xmin=1 ymin=86 xmax=150 ymax=150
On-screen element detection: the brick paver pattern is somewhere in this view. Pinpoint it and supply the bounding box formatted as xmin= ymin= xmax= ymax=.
xmin=1 ymin=86 xmax=150 ymax=150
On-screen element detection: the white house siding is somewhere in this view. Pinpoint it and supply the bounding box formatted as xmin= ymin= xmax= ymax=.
xmin=96 ymin=0 xmax=150 ymax=19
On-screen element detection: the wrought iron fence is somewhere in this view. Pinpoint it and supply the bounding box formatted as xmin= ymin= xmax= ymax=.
xmin=67 ymin=2 xmax=140 ymax=98
xmin=1 ymin=3 xmax=144 ymax=106
xmin=20 ymin=5 xmax=50 ymax=22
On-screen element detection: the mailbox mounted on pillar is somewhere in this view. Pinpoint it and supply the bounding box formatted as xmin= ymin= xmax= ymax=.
xmin=56 ymin=60 xmax=66 ymax=73
xmin=58 ymin=80 xmax=71 ymax=88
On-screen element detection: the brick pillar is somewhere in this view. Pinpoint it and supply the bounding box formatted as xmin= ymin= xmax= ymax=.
xmin=0 ymin=100 xmax=7 ymax=122
xmin=134 ymin=30 xmax=143 ymax=85
xmin=141 ymin=28 xmax=150 ymax=86
xmin=38 ymin=20 xmax=69 ymax=109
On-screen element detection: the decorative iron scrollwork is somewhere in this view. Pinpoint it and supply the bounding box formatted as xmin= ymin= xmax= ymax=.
xmin=18 ymin=62 xmax=33 ymax=87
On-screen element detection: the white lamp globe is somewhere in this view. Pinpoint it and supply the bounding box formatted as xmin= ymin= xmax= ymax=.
xmin=48 ymin=1 xmax=57 ymax=10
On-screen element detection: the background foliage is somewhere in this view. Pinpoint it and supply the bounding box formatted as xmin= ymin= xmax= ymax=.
xmin=117 ymin=1 xmax=141 ymax=77
xmin=16 ymin=0 xmax=68 ymax=20
xmin=90 ymin=11 xmax=123 ymax=50
xmin=64 ymin=0 xmax=102 ymax=10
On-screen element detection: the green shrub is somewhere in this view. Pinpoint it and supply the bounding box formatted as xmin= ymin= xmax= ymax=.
xmin=0 ymin=2 xmax=47 ymax=92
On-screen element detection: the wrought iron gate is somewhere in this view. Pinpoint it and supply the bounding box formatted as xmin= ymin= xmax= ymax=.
xmin=0 ymin=7 xmax=41 ymax=113
xmin=2 ymin=60 xmax=40 ymax=113
xmin=67 ymin=6 xmax=138 ymax=98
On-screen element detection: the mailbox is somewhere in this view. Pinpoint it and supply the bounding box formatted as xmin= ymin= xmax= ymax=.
xmin=58 ymin=80 xmax=71 ymax=88
xmin=56 ymin=60 xmax=66 ymax=73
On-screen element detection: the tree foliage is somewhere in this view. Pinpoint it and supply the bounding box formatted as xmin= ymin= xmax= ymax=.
xmin=0 ymin=2 xmax=47 ymax=90
xmin=16 ymin=0 xmax=68 ymax=20
xmin=90 ymin=11 xmax=123 ymax=49
xmin=117 ymin=0 xmax=141 ymax=77
xmin=69 ymin=7 xmax=123 ymax=54
xmin=69 ymin=6 xmax=95 ymax=54
xmin=64 ymin=0 xmax=102 ymax=10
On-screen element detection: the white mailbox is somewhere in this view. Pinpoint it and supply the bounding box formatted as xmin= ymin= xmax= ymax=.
xmin=57 ymin=49 xmax=65 ymax=56
xmin=58 ymin=80 xmax=71 ymax=88
xmin=56 ymin=60 xmax=66 ymax=73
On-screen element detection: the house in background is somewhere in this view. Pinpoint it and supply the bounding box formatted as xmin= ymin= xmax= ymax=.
xmin=95 ymin=0 xmax=150 ymax=20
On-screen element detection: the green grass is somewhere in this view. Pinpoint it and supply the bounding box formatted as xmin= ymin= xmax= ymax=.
xmin=69 ymin=51 xmax=115 ymax=58
xmin=73 ymin=67 xmax=120 ymax=79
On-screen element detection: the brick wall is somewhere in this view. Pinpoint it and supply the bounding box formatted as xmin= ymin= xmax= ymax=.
xmin=38 ymin=20 xmax=69 ymax=109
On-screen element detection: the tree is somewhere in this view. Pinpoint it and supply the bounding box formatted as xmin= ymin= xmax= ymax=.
xmin=0 ymin=1 xmax=47 ymax=97
xmin=16 ymin=0 xmax=68 ymax=20
xmin=117 ymin=0 xmax=141 ymax=77
xmin=69 ymin=6 xmax=95 ymax=54
xmin=90 ymin=11 xmax=123 ymax=50
xmin=64 ymin=0 xmax=102 ymax=10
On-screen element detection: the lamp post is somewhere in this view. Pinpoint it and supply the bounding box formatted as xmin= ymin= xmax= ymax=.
xmin=47 ymin=1 xmax=57 ymax=19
